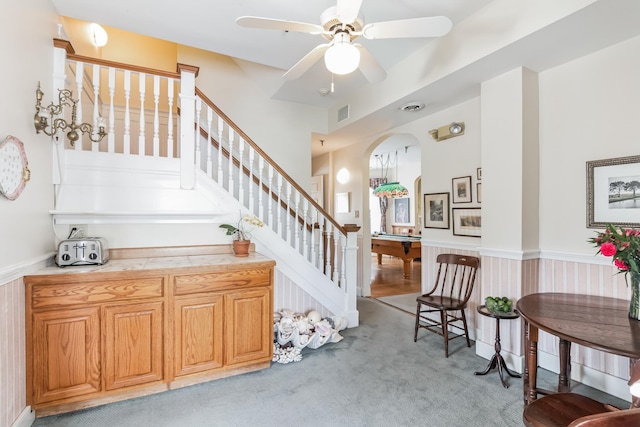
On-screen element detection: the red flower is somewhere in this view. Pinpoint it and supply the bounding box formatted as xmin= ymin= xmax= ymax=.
xmin=614 ymin=259 xmax=629 ymax=270
xmin=600 ymin=242 xmax=617 ymax=257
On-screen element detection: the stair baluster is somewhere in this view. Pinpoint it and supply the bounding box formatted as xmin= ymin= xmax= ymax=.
xmin=138 ymin=72 xmax=146 ymax=155
xmin=153 ymin=75 xmax=160 ymax=157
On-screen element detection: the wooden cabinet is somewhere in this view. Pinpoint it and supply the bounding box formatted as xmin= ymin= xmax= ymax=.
xmin=31 ymin=307 xmax=101 ymax=404
xmin=171 ymin=265 xmax=273 ymax=380
xmin=104 ymin=301 xmax=164 ymax=391
xmin=25 ymin=252 xmax=275 ymax=417
xmin=225 ymin=287 xmax=272 ymax=365
xmin=173 ymin=294 xmax=224 ymax=377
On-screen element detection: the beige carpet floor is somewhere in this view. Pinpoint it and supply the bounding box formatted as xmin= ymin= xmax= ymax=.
xmin=32 ymin=297 xmax=630 ymax=427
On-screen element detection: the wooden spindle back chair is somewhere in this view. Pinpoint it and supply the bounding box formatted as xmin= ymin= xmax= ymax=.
xmin=413 ymin=253 xmax=480 ymax=357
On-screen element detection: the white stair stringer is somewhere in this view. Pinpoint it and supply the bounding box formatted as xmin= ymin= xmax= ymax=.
xmin=53 ymin=150 xmax=225 ymax=218
xmin=195 ymin=169 xmax=357 ymax=326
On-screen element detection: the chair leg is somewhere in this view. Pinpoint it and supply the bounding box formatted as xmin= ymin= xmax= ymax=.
xmin=414 ymin=302 xmax=421 ymax=342
xmin=441 ymin=310 xmax=449 ymax=358
xmin=461 ymin=309 xmax=471 ymax=348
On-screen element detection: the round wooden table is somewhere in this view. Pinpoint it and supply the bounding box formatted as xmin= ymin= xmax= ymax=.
xmin=517 ymin=293 xmax=640 ymax=406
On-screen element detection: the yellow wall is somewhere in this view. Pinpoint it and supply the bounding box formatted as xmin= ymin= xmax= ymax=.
xmin=61 ymin=17 xmax=177 ymax=72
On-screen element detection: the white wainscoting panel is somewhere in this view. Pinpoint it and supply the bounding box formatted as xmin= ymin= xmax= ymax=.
xmin=0 ymin=278 xmax=27 ymax=427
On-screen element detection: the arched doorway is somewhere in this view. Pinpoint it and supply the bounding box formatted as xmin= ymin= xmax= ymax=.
xmin=366 ymin=134 xmax=422 ymax=303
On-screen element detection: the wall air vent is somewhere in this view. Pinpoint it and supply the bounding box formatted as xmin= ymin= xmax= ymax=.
xmin=338 ymin=105 xmax=350 ymax=122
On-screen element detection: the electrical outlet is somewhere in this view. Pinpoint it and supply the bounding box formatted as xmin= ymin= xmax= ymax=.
xmin=69 ymin=224 xmax=88 ymax=238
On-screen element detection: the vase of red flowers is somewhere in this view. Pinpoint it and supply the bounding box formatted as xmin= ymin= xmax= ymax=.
xmin=590 ymin=224 xmax=640 ymax=320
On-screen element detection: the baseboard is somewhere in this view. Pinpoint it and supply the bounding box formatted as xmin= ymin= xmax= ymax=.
xmin=12 ymin=406 xmax=35 ymax=427
xmin=475 ymin=343 xmax=632 ymax=402
xmin=537 ymin=350 xmax=631 ymax=403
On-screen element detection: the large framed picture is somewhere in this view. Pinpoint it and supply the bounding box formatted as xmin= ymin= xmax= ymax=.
xmin=423 ymin=192 xmax=450 ymax=229
xmin=394 ymin=197 xmax=410 ymax=223
xmin=452 ymin=176 xmax=472 ymax=203
xmin=452 ymin=208 xmax=481 ymax=237
xmin=587 ymin=155 xmax=640 ymax=228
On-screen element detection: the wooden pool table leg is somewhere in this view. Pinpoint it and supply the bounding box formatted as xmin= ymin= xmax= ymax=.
xmin=377 ymin=253 xmax=382 ymax=264
xmin=402 ymin=259 xmax=412 ymax=278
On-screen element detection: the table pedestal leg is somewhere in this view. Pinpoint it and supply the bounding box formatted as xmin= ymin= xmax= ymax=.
xmin=475 ymin=317 xmax=521 ymax=388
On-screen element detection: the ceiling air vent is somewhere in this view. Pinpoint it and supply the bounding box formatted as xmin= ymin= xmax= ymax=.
xmin=338 ymin=105 xmax=350 ymax=122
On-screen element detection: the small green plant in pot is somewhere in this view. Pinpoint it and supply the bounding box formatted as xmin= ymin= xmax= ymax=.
xmin=219 ymin=213 xmax=265 ymax=241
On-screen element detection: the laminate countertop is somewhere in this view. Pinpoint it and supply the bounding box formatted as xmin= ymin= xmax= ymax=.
xmin=28 ymin=252 xmax=275 ymax=277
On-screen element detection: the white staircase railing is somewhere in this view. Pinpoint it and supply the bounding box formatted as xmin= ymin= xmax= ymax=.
xmin=48 ymin=39 xmax=359 ymax=324
xmin=194 ymin=89 xmax=358 ymax=289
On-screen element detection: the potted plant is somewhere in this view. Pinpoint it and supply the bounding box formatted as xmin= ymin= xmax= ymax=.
xmin=219 ymin=213 xmax=264 ymax=257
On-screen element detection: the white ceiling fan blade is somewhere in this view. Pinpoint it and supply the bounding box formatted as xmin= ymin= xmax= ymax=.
xmin=283 ymin=43 xmax=330 ymax=81
xmin=236 ymin=16 xmax=323 ymax=35
xmin=362 ymin=16 xmax=453 ymax=39
xmin=336 ymin=0 xmax=363 ymax=24
xmin=355 ymin=44 xmax=386 ymax=83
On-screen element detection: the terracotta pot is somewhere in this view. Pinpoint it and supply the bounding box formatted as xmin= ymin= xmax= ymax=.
xmin=232 ymin=240 xmax=251 ymax=257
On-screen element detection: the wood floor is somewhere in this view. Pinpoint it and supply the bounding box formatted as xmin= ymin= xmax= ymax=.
xmin=370 ymin=255 xmax=421 ymax=298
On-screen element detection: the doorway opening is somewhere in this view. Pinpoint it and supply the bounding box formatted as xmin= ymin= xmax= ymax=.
xmin=368 ymin=139 xmax=422 ymax=308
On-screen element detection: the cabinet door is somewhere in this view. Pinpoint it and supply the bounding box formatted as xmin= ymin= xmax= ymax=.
xmin=225 ymin=287 xmax=272 ymax=365
xmin=32 ymin=307 xmax=101 ymax=404
xmin=174 ymin=294 xmax=224 ymax=377
xmin=104 ymin=301 xmax=163 ymax=390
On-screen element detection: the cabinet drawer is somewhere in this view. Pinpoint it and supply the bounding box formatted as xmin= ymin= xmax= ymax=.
xmin=173 ymin=268 xmax=271 ymax=296
xmin=31 ymin=277 xmax=165 ymax=309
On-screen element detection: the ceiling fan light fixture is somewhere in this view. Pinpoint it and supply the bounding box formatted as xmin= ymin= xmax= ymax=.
xmin=324 ymin=33 xmax=360 ymax=75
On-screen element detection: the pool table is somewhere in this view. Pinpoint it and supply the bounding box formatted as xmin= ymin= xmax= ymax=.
xmin=371 ymin=234 xmax=421 ymax=279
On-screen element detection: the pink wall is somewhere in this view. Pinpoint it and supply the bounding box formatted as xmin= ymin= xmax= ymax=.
xmin=0 ymin=278 xmax=27 ymax=427
xmin=423 ymin=246 xmax=631 ymax=382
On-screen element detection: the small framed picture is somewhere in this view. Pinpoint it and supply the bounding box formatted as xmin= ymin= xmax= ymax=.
xmin=477 ymin=167 xmax=482 ymax=180
xmin=477 ymin=183 xmax=482 ymax=203
xmin=453 ymin=208 xmax=481 ymax=237
xmin=335 ymin=192 xmax=350 ymax=213
xmin=423 ymin=192 xmax=450 ymax=229
xmin=586 ymin=155 xmax=640 ymax=228
xmin=452 ymin=176 xmax=472 ymax=203
xmin=394 ymin=198 xmax=410 ymax=223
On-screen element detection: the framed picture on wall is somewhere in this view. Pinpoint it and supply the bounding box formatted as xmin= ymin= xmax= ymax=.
xmin=394 ymin=198 xmax=410 ymax=223
xmin=423 ymin=192 xmax=450 ymax=229
xmin=452 ymin=176 xmax=472 ymax=203
xmin=477 ymin=167 xmax=482 ymax=180
xmin=335 ymin=192 xmax=350 ymax=213
xmin=477 ymin=183 xmax=482 ymax=203
xmin=587 ymin=155 xmax=640 ymax=228
xmin=452 ymin=208 xmax=481 ymax=237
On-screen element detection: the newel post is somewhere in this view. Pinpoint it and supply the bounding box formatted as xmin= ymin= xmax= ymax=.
xmin=177 ymin=64 xmax=199 ymax=190
xmin=343 ymin=224 xmax=361 ymax=327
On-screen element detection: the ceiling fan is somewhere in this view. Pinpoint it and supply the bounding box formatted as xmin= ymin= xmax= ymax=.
xmin=236 ymin=0 xmax=452 ymax=83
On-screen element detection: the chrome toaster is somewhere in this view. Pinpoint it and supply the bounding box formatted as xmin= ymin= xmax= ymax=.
xmin=56 ymin=237 xmax=109 ymax=267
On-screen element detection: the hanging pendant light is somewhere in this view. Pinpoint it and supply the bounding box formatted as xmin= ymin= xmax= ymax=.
xmin=373 ymin=151 xmax=408 ymax=198
xmin=373 ymin=182 xmax=409 ymax=198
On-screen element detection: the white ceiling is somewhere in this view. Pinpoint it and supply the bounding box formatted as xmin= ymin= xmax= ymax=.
xmin=50 ymin=0 xmax=640 ymax=158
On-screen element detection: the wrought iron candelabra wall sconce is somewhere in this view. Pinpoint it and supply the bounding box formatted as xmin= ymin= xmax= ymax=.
xmin=34 ymin=83 xmax=106 ymax=146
